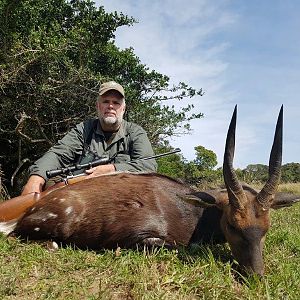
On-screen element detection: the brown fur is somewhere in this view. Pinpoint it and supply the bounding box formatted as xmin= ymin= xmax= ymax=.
xmin=14 ymin=173 xmax=204 ymax=249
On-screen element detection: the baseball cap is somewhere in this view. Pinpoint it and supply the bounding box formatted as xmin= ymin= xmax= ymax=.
xmin=99 ymin=81 xmax=125 ymax=97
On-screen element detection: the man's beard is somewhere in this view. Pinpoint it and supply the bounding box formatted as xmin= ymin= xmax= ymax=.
xmin=103 ymin=116 xmax=118 ymax=125
xmin=98 ymin=112 xmax=123 ymax=129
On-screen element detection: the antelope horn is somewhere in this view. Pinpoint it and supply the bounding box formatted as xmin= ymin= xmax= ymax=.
xmin=223 ymin=105 xmax=247 ymax=210
xmin=256 ymin=105 xmax=283 ymax=207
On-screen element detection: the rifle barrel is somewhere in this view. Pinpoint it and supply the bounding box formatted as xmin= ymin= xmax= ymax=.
xmin=142 ymin=148 xmax=181 ymax=160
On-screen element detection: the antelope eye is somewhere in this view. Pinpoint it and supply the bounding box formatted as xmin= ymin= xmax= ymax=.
xmin=227 ymin=223 xmax=247 ymax=242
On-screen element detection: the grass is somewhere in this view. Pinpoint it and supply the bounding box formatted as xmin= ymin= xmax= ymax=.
xmin=278 ymin=182 xmax=300 ymax=194
xmin=0 ymin=183 xmax=300 ymax=299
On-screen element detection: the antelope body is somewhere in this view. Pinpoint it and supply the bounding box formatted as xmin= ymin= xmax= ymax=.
xmin=2 ymin=106 xmax=299 ymax=275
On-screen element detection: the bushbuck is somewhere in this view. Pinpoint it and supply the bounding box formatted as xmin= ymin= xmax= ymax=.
xmin=1 ymin=106 xmax=299 ymax=275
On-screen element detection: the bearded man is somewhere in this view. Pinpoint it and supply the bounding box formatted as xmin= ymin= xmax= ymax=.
xmin=22 ymin=81 xmax=157 ymax=195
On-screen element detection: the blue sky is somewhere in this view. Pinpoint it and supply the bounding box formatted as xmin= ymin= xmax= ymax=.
xmin=97 ymin=0 xmax=299 ymax=168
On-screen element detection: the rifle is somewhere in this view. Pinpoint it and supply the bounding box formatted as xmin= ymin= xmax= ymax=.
xmin=0 ymin=148 xmax=181 ymax=222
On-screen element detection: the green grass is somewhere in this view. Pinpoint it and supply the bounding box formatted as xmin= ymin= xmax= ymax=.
xmin=1 ymin=186 xmax=300 ymax=299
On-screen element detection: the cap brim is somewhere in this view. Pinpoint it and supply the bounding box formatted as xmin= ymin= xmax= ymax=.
xmin=99 ymin=87 xmax=124 ymax=97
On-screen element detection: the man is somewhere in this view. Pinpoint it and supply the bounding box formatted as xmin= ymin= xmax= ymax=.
xmin=22 ymin=81 xmax=157 ymax=195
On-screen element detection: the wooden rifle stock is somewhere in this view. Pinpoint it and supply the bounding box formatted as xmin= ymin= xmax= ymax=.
xmin=0 ymin=192 xmax=41 ymax=222
xmin=0 ymin=174 xmax=89 ymax=222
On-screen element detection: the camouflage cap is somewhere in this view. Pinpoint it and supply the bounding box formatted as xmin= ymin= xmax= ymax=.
xmin=99 ymin=81 xmax=125 ymax=97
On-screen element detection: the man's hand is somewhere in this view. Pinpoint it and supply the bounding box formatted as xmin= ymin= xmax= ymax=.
xmin=21 ymin=175 xmax=45 ymax=195
xmin=85 ymin=164 xmax=116 ymax=178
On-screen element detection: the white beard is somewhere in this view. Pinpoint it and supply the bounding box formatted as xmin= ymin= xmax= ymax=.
xmin=97 ymin=107 xmax=125 ymax=130
xmin=103 ymin=116 xmax=118 ymax=125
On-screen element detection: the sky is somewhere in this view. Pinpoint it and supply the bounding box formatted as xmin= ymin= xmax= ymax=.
xmin=97 ymin=0 xmax=300 ymax=168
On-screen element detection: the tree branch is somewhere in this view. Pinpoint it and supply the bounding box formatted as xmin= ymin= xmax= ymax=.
xmin=15 ymin=112 xmax=52 ymax=145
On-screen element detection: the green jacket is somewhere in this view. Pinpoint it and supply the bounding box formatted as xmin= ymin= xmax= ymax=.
xmin=30 ymin=119 xmax=157 ymax=180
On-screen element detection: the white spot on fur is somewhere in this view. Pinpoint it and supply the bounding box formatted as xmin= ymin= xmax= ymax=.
xmin=65 ymin=206 xmax=73 ymax=215
xmin=143 ymin=237 xmax=165 ymax=246
xmin=59 ymin=198 xmax=66 ymax=203
xmin=46 ymin=241 xmax=59 ymax=251
xmin=48 ymin=213 xmax=58 ymax=219
xmin=42 ymin=218 xmax=46 ymax=222
xmin=34 ymin=227 xmax=40 ymax=231
xmin=31 ymin=207 xmax=36 ymax=212
xmin=51 ymin=241 xmax=59 ymax=250
xmin=0 ymin=219 xmax=18 ymax=235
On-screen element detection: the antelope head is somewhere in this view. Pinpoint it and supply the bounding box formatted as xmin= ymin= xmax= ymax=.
xmin=220 ymin=105 xmax=283 ymax=275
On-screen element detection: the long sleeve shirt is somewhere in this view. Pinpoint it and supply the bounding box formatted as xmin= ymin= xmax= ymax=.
xmin=29 ymin=119 xmax=157 ymax=180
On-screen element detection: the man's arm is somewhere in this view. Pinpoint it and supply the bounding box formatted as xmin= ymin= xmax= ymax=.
xmin=21 ymin=175 xmax=45 ymax=195
xmin=21 ymin=122 xmax=86 ymax=195
xmin=29 ymin=122 xmax=85 ymax=180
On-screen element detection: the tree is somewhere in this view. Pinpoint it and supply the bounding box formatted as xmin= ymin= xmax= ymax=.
xmin=0 ymin=0 xmax=203 ymax=193
xmin=236 ymin=163 xmax=300 ymax=184
xmin=183 ymin=146 xmax=220 ymax=185
xmin=156 ymin=141 xmax=186 ymax=179
xmin=193 ymin=145 xmax=217 ymax=170
xmin=281 ymin=163 xmax=300 ymax=183
xmin=241 ymin=164 xmax=268 ymax=183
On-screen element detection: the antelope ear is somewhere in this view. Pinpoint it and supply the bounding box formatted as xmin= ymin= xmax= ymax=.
xmin=271 ymin=192 xmax=300 ymax=209
xmin=183 ymin=190 xmax=229 ymax=208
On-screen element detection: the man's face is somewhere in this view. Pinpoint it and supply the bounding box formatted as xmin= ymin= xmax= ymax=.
xmin=96 ymin=90 xmax=125 ymax=130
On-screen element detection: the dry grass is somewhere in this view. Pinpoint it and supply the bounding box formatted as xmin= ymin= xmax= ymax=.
xmin=278 ymin=182 xmax=300 ymax=194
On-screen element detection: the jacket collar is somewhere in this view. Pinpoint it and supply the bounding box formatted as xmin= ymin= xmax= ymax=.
xmin=95 ymin=119 xmax=129 ymax=144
